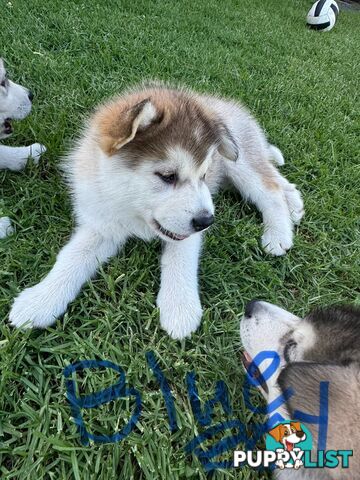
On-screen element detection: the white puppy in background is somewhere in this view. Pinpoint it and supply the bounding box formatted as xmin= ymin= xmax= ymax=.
xmin=9 ymin=83 xmax=304 ymax=338
xmin=0 ymin=58 xmax=46 ymax=238
xmin=240 ymin=301 xmax=360 ymax=478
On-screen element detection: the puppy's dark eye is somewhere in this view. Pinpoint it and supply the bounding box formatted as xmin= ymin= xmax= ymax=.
xmin=155 ymin=172 xmax=177 ymax=184
xmin=0 ymin=79 xmax=6 ymax=88
xmin=284 ymin=339 xmax=297 ymax=362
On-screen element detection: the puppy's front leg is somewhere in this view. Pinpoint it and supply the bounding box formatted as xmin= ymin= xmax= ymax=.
xmin=0 ymin=143 xmax=46 ymax=171
xmin=157 ymin=233 xmax=203 ymax=340
xmin=9 ymin=226 xmax=122 ymax=329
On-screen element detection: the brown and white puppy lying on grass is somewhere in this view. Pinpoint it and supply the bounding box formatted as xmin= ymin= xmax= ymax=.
xmin=241 ymin=301 xmax=360 ymax=479
xmin=9 ymin=83 xmax=303 ymax=338
xmin=0 ymin=58 xmax=46 ymax=238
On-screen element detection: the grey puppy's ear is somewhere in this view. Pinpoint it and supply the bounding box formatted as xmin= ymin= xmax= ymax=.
xmin=278 ymin=362 xmax=360 ymax=455
xmin=218 ymin=125 xmax=238 ymax=161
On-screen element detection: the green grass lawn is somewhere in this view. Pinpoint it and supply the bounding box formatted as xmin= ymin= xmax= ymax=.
xmin=0 ymin=0 xmax=359 ymax=478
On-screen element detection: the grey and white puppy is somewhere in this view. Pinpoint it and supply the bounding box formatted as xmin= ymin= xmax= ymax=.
xmin=0 ymin=58 xmax=46 ymax=237
xmin=241 ymin=301 xmax=360 ymax=479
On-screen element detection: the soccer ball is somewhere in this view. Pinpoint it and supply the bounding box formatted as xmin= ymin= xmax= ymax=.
xmin=307 ymin=0 xmax=339 ymax=31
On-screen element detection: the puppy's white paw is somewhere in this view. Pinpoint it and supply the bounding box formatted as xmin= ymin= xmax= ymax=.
xmin=29 ymin=143 xmax=46 ymax=164
xmin=157 ymin=292 xmax=202 ymax=340
xmin=262 ymin=227 xmax=293 ymax=256
xmin=284 ymin=184 xmax=304 ymax=225
xmin=9 ymin=284 xmax=61 ymax=329
xmin=0 ymin=216 xmax=13 ymax=239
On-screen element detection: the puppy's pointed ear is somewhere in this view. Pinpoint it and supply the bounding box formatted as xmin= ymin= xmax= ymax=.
xmin=218 ymin=126 xmax=238 ymax=161
xmin=97 ymin=98 xmax=158 ymax=156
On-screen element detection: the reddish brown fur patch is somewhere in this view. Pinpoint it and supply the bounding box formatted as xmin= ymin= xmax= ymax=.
xmin=91 ymin=86 xmax=224 ymax=166
xmin=263 ymin=178 xmax=280 ymax=190
xmin=253 ymin=160 xmax=280 ymax=191
xmin=93 ymin=98 xmax=155 ymax=156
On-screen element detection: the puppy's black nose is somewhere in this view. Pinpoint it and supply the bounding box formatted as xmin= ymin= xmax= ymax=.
xmin=244 ymin=300 xmax=259 ymax=318
xmin=296 ymin=430 xmax=304 ymax=438
xmin=28 ymin=91 xmax=34 ymax=101
xmin=192 ymin=214 xmax=214 ymax=232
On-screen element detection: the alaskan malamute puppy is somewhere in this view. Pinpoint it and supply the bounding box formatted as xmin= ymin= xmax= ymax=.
xmin=9 ymin=84 xmax=303 ymax=338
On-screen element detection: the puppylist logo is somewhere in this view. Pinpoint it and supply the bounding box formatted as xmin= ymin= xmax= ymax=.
xmin=234 ymin=420 xmax=311 ymax=470
xmin=234 ymin=420 xmax=353 ymax=471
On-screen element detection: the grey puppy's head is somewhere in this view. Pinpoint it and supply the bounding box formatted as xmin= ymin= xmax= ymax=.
xmin=241 ymin=301 xmax=360 ymax=368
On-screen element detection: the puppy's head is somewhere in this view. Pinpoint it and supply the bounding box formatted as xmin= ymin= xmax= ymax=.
xmin=241 ymin=301 xmax=360 ymax=375
xmin=240 ymin=301 xmax=360 ymax=407
xmin=90 ymin=85 xmax=238 ymax=242
xmin=0 ymin=58 xmax=33 ymax=139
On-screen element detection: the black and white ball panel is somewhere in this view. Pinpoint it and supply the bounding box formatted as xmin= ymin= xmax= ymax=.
xmin=307 ymin=0 xmax=339 ymax=31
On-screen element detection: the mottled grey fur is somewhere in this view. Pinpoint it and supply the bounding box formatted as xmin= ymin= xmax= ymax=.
xmin=241 ymin=302 xmax=360 ymax=479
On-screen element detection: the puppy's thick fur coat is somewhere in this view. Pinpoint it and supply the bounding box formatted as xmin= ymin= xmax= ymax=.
xmin=10 ymin=84 xmax=303 ymax=338
xmin=0 ymin=58 xmax=46 ymax=237
xmin=241 ymin=301 xmax=360 ymax=479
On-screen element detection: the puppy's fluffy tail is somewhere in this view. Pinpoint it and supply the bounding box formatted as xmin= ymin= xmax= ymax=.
xmin=269 ymin=145 xmax=285 ymax=166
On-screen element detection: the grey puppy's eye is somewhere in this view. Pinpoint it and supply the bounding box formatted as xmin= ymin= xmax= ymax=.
xmin=284 ymin=339 xmax=297 ymax=362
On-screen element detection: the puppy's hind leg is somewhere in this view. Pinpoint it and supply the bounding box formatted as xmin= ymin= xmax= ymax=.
xmin=269 ymin=144 xmax=285 ymax=166
xmin=226 ymin=152 xmax=302 ymax=256
xmin=279 ymin=177 xmax=304 ymax=226
xmin=269 ymin=146 xmax=304 ymax=225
